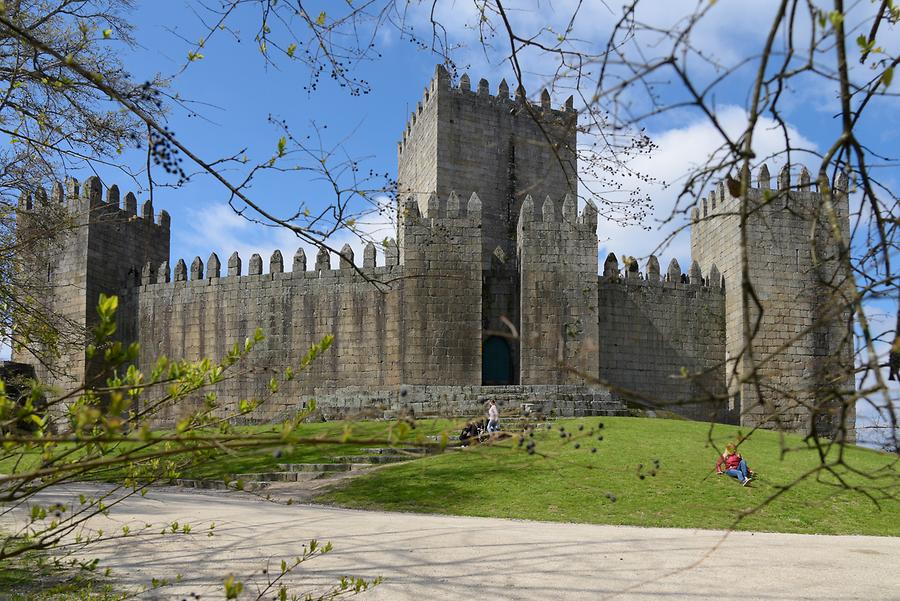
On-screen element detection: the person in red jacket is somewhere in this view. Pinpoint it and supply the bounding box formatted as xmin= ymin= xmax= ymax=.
xmin=716 ymin=442 xmax=753 ymax=486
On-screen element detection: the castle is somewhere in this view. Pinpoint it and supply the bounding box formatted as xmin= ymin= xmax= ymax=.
xmin=13 ymin=65 xmax=854 ymax=437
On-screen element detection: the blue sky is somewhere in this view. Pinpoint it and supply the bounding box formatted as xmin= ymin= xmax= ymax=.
xmin=74 ymin=1 xmax=900 ymax=444
xmin=95 ymin=1 xmax=440 ymax=261
xmin=94 ymin=1 xmax=899 ymax=265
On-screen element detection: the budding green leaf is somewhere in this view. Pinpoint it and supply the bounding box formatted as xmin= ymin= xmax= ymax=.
xmin=828 ymin=10 xmax=844 ymax=29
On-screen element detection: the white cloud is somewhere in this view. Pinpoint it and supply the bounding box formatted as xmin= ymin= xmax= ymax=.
xmin=854 ymin=301 xmax=900 ymax=449
xmin=402 ymin=0 xmax=781 ymax=98
xmin=586 ymin=104 xmax=818 ymax=270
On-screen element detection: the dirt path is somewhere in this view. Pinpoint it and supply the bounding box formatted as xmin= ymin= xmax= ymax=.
xmin=5 ymin=483 xmax=899 ymax=600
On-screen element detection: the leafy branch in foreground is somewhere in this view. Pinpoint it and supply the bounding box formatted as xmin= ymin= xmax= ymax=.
xmin=0 ymin=294 xmax=387 ymax=599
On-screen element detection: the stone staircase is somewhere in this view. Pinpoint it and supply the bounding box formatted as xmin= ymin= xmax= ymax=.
xmin=172 ymin=412 xmax=555 ymax=493
xmin=172 ymin=447 xmax=433 ymax=492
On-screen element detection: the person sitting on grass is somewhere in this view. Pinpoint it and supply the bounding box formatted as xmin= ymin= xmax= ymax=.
xmin=459 ymin=421 xmax=480 ymax=446
xmin=716 ymin=442 xmax=754 ymax=486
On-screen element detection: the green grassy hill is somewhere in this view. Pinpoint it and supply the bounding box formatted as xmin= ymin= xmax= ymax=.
xmin=318 ymin=417 xmax=900 ymax=536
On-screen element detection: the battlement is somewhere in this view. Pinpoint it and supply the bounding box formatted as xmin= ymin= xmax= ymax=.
xmin=398 ymin=191 xmax=483 ymax=272
xmin=600 ymin=253 xmax=724 ymax=290
xmin=690 ymin=163 xmax=849 ymax=224
xmin=17 ymin=176 xmax=169 ymax=230
xmin=138 ymin=239 xmax=400 ymax=289
xmin=516 ymin=193 xmax=596 ymax=232
xmin=398 ymin=64 xmax=576 ymax=155
xmin=401 ymin=190 xmax=483 ymax=225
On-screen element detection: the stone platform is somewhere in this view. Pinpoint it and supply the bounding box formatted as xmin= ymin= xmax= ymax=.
xmin=307 ymin=384 xmax=625 ymax=420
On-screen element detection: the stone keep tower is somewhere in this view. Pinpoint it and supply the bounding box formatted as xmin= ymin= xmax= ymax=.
xmin=13 ymin=176 xmax=169 ymax=397
xmin=398 ymin=65 xmax=578 ymax=269
xmin=691 ymin=165 xmax=854 ymax=437
xmin=398 ymin=65 xmax=579 ymax=386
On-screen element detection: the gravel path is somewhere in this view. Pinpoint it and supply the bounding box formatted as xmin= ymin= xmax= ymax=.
xmin=4 ymin=483 xmax=899 ymax=600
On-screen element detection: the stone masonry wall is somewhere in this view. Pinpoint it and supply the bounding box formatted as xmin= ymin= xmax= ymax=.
xmin=125 ymin=189 xmax=484 ymax=425
xmin=597 ymin=254 xmax=730 ymax=422
xmin=81 ymin=177 xmax=170 ymax=382
xmin=396 ymin=76 xmax=438 ymax=211
xmin=397 ymin=65 xmax=579 ymax=388
xmin=691 ymin=164 xmax=854 ymax=438
xmin=13 ymin=181 xmax=86 ymax=394
xmin=313 ymin=384 xmax=625 ymax=420
xmin=127 ymin=245 xmax=403 ymax=424
xmin=517 ymin=194 xmax=599 ymax=385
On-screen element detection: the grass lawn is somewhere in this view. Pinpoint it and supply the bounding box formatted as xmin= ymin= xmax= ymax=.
xmin=173 ymin=418 xmax=466 ymax=479
xmin=317 ymin=416 xmax=900 ymax=536
xmin=0 ymin=418 xmax=466 ymax=482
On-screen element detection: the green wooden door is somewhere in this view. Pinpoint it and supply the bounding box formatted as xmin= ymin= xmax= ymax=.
xmin=482 ymin=336 xmax=513 ymax=385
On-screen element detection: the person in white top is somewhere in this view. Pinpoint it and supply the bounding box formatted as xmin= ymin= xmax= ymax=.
xmin=487 ymin=400 xmax=499 ymax=433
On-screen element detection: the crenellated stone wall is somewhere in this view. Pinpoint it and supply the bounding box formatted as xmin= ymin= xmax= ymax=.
xmin=397 ymin=190 xmax=484 ymax=385
xmin=398 ymin=65 xmax=578 ymax=270
xmin=596 ymin=254 xmax=730 ymax=422
xmin=124 ymin=249 xmax=404 ymax=423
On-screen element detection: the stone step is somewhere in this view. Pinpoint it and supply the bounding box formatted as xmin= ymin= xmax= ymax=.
xmin=236 ymin=471 xmax=329 ymax=482
xmin=349 ymin=463 xmax=379 ymax=470
xmin=173 ymin=478 xmax=271 ymax=492
xmin=333 ymin=455 xmax=412 ymax=464
xmin=276 ymin=463 xmax=353 ymax=473
xmin=359 ymin=446 xmax=439 ymax=458
xmin=359 ymin=447 xmax=430 ymax=456
xmin=424 ymin=435 xmax=465 ymax=444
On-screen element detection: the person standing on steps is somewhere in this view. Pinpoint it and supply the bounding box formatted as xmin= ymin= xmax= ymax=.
xmin=487 ymin=400 xmax=499 ymax=433
xmin=716 ymin=442 xmax=754 ymax=486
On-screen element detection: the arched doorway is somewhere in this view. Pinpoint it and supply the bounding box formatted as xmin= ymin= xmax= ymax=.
xmin=482 ymin=336 xmax=513 ymax=385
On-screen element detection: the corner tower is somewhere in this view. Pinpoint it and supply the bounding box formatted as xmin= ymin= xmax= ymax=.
xmin=13 ymin=176 xmax=169 ymax=401
xmin=691 ymin=165 xmax=854 ymax=439
xmin=397 ymin=65 xmax=578 ymax=269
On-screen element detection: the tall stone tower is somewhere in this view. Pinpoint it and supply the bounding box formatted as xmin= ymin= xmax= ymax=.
xmin=397 ymin=65 xmax=578 ymax=269
xmin=397 ymin=65 xmax=579 ymax=386
xmin=13 ymin=176 xmax=169 ymax=400
xmin=691 ymin=165 xmax=854 ymax=438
